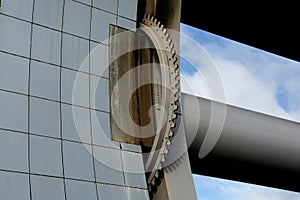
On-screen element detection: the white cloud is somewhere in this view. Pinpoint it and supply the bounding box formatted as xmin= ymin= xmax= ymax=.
xmin=183 ymin=25 xmax=300 ymax=200
xmin=180 ymin=28 xmax=300 ymax=122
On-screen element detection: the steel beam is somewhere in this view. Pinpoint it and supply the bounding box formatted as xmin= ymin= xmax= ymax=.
xmin=182 ymin=93 xmax=300 ymax=192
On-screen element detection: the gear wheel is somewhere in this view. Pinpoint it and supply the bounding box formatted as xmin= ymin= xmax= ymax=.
xmin=139 ymin=13 xmax=181 ymax=198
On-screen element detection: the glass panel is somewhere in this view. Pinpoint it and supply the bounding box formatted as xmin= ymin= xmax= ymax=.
xmin=63 ymin=141 xmax=94 ymax=181
xmin=30 ymin=135 xmax=63 ymax=177
xmin=65 ymin=179 xmax=97 ymax=200
xmin=0 ymin=171 xmax=30 ymax=200
xmin=31 ymin=25 xmax=61 ymax=65
xmin=97 ymin=184 xmax=127 ymax=200
xmin=0 ymin=15 xmax=31 ymax=57
xmin=31 ymin=175 xmax=65 ymax=200
xmin=63 ymin=0 xmax=90 ymax=39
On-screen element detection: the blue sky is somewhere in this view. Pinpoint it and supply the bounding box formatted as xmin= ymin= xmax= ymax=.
xmin=179 ymin=23 xmax=300 ymax=199
xmin=180 ymin=23 xmax=300 ymax=123
xmin=193 ymin=175 xmax=300 ymax=200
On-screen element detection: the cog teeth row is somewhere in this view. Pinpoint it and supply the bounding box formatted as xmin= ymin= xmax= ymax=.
xmin=142 ymin=14 xmax=182 ymax=198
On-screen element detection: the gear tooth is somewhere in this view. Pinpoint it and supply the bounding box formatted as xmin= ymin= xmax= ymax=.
xmin=171 ymin=86 xmax=176 ymax=92
xmin=170 ymin=67 xmax=175 ymax=74
xmin=171 ymin=50 xmax=175 ymax=57
xmin=172 ymin=113 xmax=177 ymax=119
xmin=154 ymin=18 xmax=158 ymax=24
xmin=166 ymin=38 xmax=170 ymax=44
xmin=172 ymin=50 xmax=176 ymax=58
xmin=174 ymin=71 xmax=180 ymax=78
xmin=155 ymin=171 xmax=159 ymax=178
xmin=171 ymin=122 xmax=176 ymax=128
xmin=174 ymin=88 xmax=180 ymax=94
xmin=173 ymin=94 xmax=179 ymax=101
xmin=162 ymin=28 xmax=167 ymax=34
xmin=167 ymin=39 xmax=172 ymax=47
xmin=157 ymin=21 xmax=161 ymax=27
xmin=166 ymin=33 xmax=170 ymax=40
xmin=173 ymin=56 xmax=178 ymax=65
xmin=168 ymin=38 xmax=172 ymax=46
xmin=150 ymin=15 xmax=154 ymax=21
xmin=167 ymin=139 xmax=172 ymax=146
xmin=164 ymin=148 xmax=169 ymax=154
xmin=170 ymin=44 xmax=175 ymax=52
xmin=158 ymin=163 xmax=162 ymax=169
xmin=151 ymin=178 xmax=156 ymax=185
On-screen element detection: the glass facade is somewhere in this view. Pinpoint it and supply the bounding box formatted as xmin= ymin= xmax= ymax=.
xmin=0 ymin=0 xmax=148 ymax=199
